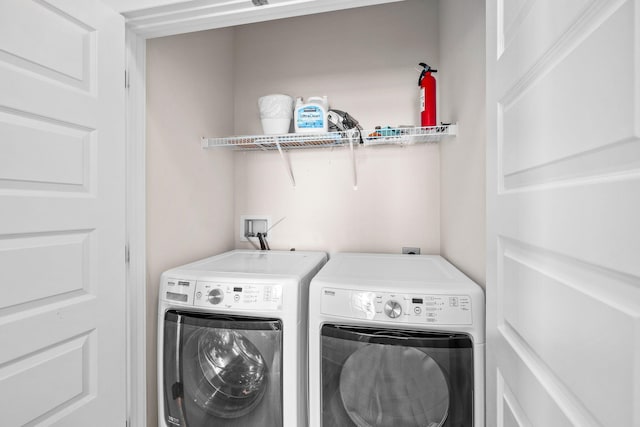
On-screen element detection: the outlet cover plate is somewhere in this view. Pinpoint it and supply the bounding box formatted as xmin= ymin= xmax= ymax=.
xmin=240 ymin=215 xmax=271 ymax=242
xmin=402 ymin=247 xmax=421 ymax=255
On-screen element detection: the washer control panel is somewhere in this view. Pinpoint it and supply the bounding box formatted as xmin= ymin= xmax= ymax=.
xmin=194 ymin=281 xmax=282 ymax=311
xmin=162 ymin=278 xmax=282 ymax=311
xmin=321 ymin=287 xmax=473 ymax=325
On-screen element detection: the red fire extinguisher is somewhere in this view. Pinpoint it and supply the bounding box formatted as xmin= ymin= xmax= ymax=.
xmin=418 ymin=62 xmax=437 ymax=127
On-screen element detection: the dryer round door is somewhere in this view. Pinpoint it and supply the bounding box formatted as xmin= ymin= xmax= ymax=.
xmin=320 ymin=324 xmax=474 ymax=427
xmin=339 ymin=345 xmax=449 ymax=426
xmin=187 ymin=328 xmax=268 ymax=418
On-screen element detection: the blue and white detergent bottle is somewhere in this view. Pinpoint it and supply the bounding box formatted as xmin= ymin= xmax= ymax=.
xmin=294 ymin=96 xmax=328 ymax=133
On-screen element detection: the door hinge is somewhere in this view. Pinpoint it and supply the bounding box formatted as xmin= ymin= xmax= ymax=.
xmin=125 ymin=69 xmax=130 ymax=89
xmin=125 ymin=244 xmax=130 ymax=265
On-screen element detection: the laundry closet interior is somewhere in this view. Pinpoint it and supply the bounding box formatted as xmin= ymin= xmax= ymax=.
xmin=145 ymin=0 xmax=485 ymax=423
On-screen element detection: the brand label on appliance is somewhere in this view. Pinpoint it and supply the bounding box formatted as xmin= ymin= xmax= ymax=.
xmin=167 ymin=415 xmax=181 ymax=426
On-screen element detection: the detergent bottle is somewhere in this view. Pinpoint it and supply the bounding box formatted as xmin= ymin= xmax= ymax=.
xmin=294 ymin=96 xmax=329 ymax=133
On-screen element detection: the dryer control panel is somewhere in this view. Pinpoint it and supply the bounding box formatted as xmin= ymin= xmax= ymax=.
xmin=320 ymin=287 xmax=472 ymax=325
xmin=162 ymin=278 xmax=282 ymax=311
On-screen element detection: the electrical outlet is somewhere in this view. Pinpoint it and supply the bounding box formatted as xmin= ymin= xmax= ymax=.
xmin=402 ymin=247 xmax=421 ymax=255
xmin=240 ymin=215 xmax=271 ymax=241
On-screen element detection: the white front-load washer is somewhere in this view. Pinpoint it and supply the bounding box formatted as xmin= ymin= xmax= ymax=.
xmin=158 ymin=250 xmax=327 ymax=427
xmin=309 ymin=253 xmax=485 ymax=427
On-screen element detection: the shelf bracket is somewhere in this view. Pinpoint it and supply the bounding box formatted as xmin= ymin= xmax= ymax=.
xmin=274 ymin=137 xmax=296 ymax=188
xmin=347 ymin=129 xmax=359 ymax=190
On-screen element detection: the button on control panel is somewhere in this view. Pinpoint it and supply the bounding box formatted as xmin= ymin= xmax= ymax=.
xmin=384 ymin=300 xmax=402 ymax=318
xmin=207 ymin=288 xmax=224 ymax=305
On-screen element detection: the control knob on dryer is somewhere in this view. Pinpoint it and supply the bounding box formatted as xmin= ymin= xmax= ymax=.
xmin=384 ymin=300 xmax=402 ymax=318
xmin=207 ymin=288 xmax=224 ymax=305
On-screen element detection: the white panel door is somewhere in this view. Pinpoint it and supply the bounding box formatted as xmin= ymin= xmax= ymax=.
xmin=0 ymin=0 xmax=126 ymax=426
xmin=487 ymin=0 xmax=640 ymax=426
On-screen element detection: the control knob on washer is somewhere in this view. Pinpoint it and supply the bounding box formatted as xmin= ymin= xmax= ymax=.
xmin=208 ymin=288 xmax=224 ymax=305
xmin=384 ymin=300 xmax=402 ymax=318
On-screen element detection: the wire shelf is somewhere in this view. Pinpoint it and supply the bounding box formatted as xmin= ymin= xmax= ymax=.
xmin=363 ymin=124 xmax=457 ymax=146
xmin=201 ymin=124 xmax=456 ymax=151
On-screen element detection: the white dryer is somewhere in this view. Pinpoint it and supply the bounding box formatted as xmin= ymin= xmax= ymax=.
xmin=308 ymin=253 xmax=485 ymax=427
xmin=158 ymin=250 xmax=327 ymax=427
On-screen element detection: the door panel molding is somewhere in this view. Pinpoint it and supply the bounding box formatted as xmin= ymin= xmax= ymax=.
xmin=0 ymin=0 xmax=95 ymax=90
xmin=496 ymin=330 xmax=596 ymax=426
xmin=0 ymin=332 xmax=95 ymax=427
xmin=498 ymin=239 xmax=640 ymax=426
xmin=503 ymin=136 xmax=640 ymax=190
xmin=487 ymin=0 xmax=640 ymax=425
xmin=0 ymin=230 xmax=91 ymax=309
xmin=497 ymin=0 xmax=623 ymax=95
xmin=499 ymin=0 xmax=637 ymax=180
xmin=497 ymin=178 xmax=640 ymax=276
xmin=497 ymin=369 xmax=534 ymax=427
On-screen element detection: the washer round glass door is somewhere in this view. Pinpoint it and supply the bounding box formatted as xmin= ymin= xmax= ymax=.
xmin=163 ymin=310 xmax=282 ymax=427
xmin=187 ymin=328 xmax=268 ymax=417
xmin=320 ymin=325 xmax=473 ymax=427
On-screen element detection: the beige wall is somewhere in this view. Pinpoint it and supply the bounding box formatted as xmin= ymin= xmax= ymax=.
xmin=146 ymin=28 xmax=236 ymax=425
xmin=232 ymin=0 xmax=443 ymax=254
xmin=234 ymin=144 xmax=441 ymax=253
xmin=232 ymin=1 xmax=440 ymax=134
xmin=439 ymin=0 xmax=486 ymax=286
